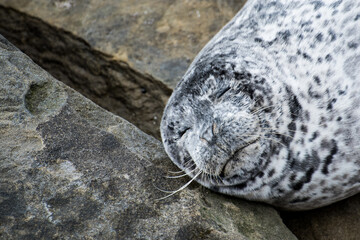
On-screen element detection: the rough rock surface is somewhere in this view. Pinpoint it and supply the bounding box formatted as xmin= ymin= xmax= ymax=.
xmin=0 ymin=6 xmax=172 ymax=139
xmin=0 ymin=35 xmax=297 ymax=239
xmin=0 ymin=0 xmax=246 ymax=88
xmin=281 ymin=194 xmax=360 ymax=240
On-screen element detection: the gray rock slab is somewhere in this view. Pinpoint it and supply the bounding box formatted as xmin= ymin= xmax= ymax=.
xmin=0 ymin=35 xmax=297 ymax=239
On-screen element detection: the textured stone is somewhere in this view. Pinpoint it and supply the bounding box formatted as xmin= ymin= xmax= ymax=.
xmin=0 ymin=35 xmax=296 ymax=240
xmin=0 ymin=0 xmax=245 ymax=138
xmin=0 ymin=6 xmax=172 ymax=139
xmin=0 ymin=0 xmax=246 ymax=89
xmin=281 ymin=194 xmax=360 ymax=240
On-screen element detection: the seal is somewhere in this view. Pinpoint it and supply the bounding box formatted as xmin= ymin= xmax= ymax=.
xmin=160 ymin=0 xmax=360 ymax=210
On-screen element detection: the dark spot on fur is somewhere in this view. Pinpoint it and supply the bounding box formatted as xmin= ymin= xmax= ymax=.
xmin=308 ymin=86 xmax=322 ymax=99
xmin=168 ymin=124 xmax=174 ymax=131
xmin=255 ymin=77 xmax=265 ymax=85
xmin=301 ymin=125 xmax=308 ymax=133
xmin=327 ymin=98 xmax=337 ymax=110
xmin=305 ymin=168 xmax=315 ymax=183
xmin=330 ymin=0 xmax=342 ymax=8
xmin=328 ymin=29 xmax=337 ymax=42
xmin=355 ymin=14 xmax=360 ymax=21
xmin=268 ymin=169 xmax=275 ymax=177
xmin=290 ymin=160 xmax=296 ymax=169
xmin=292 ymin=182 xmax=304 ymax=190
xmin=290 ymin=174 xmax=297 ymax=181
xmin=348 ymin=42 xmax=359 ymax=49
xmin=255 ymin=171 xmax=264 ymax=179
xmin=302 ymin=52 xmax=312 ymax=61
xmin=291 ymin=168 xmax=314 ymax=191
xmin=309 ymin=132 xmax=319 ymax=142
xmin=311 ymin=1 xmax=324 ymax=10
xmin=301 ymin=21 xmax=312 ymax=28
xmin=338 ymin=89 xmax=346 ymax=95
xmin=315 ymin=33 xmax=323 ymax=42
xmin=313 ymin=75 xmax=321 ymax=85
xmin=325 ymin=54 xmax=333 ymax=62
xmin=278 ymin=30 xmax=291 ymax=43
xmin=287 ymin=90 xmax=302 ymax=120
xmin=337 ymin=116 xmax=342 ymax=121
xmin=317 ymin=57 xmax=323 ymax=63
xmin=322 ymin=140 xmax=338 ymax=174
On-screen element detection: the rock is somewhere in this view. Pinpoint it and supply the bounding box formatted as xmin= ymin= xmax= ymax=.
xmin=0 ymin=5 xmax=172 ymax=139
xmin=0 ymin=0 xmax=246 ymax=89
xmin=0 ymin=0 xmax=245 ymax=138
xmin=281 ymin=194 xmax=360 ymax=240
xmin=0 ymin=35 xmax=296 ymax=239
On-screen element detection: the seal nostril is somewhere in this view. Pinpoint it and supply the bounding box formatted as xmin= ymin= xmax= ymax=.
xmin=219 ymin=166 xmax=226 ymax=178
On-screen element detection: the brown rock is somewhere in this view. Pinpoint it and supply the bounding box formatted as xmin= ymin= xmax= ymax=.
xmin=0 ymin=0 xmax=246 ymax=88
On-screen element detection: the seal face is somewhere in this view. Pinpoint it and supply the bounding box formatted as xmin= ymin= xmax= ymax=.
xmin=161 ymin=0 xmax=360 ymax=210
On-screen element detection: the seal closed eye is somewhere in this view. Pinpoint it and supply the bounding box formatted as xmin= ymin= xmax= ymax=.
xmin=160 ymin=0 xmax=360 ymax=210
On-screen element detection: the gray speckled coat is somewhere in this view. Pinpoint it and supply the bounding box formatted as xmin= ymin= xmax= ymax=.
xmin=161 ymin=0 xmax=360 ymax=210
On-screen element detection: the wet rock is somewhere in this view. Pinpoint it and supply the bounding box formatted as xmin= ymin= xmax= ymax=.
xmin=0 ymin=35 xmax=296 ymax=239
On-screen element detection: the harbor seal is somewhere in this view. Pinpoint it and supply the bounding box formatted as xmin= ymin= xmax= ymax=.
xmin=160 ymin=0 xmax=360 ymax=210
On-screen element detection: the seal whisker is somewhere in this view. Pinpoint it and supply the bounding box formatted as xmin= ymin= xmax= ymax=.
xmin=165 ymin=172 xmax=192 ymax=179
xmin=167 ymin=169 xmax=185 ymax=174
xmin=165 ymin=167 xmax=197 ymax=179
xmin=251 ymin=105 xmax=277 ymax=115
xmin=167 ymin=161 xmax=196 ymax=175
xmin=156 ymin=170 xmax=203 ymax=200
xmin=166 ymin=161 xmax=195 ymax=177
xmin=262 ymin=136 xmax=287 ymax=148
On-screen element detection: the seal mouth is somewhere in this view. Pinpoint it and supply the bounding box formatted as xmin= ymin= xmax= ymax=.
xmin=219 ymin=138 xmax=259 ymax=179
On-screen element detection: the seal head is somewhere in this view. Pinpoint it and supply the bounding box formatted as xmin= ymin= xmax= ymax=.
xmin=161 ymin=0 xmax=360 ymax=210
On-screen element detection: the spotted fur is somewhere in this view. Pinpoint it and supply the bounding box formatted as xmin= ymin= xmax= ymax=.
xmin=161 ymin=0 xmax=360 ymax=210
